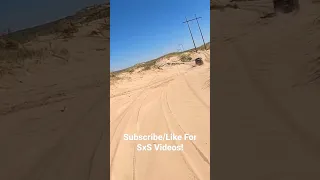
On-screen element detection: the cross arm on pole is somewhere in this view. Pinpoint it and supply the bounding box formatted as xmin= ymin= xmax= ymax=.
xmin=183 ymin=17 xmax=202 ymax=23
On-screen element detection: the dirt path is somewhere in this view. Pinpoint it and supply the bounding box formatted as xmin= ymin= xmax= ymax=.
xmin=110 ymin=53 xmax=210 ymax=180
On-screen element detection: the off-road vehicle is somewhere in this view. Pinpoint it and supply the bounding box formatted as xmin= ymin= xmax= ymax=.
xmin=195 ymin=58 xmax=203 ymax=66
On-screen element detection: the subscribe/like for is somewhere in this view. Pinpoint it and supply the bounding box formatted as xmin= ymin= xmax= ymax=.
xmin=123 ymin=133 xmax=196 ymax=151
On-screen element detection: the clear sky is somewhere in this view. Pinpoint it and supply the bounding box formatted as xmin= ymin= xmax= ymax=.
xmin=111 ymin=0 xmax=210 ymax=71
xmin=0 ymin=0 xmax=106 ymax=32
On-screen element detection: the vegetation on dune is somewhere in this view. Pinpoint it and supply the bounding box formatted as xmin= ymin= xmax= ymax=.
xmin=0 ymin=39 xmax=72 ymax=78
xmin=0 ymin=3 xmax=109 ymax=79
xmin=0 ymin=46 xmax=46 ymax=77
xmin=110 ymin=42 xmax=210 ymax=83
xmin=1 ymin=3 xmax=109 ymax=43
xmin=185 ymin=42 xmax=210 ymax=52
xmin=210 ymin=0 xmax=239 ymax=10
xmin=180 ymin=54 xmax=192 ymax=62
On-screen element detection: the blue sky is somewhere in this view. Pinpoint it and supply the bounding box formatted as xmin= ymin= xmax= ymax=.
xmin=111 ymin=0 xmax=210 ymax=71
xmin=0 ymin=0 xmax=106 ymax=32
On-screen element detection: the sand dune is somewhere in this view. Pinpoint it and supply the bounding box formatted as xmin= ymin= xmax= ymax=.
xmin=0 ymin=5 xmax=109 ymax=179
xmin=211 ymin=0 xmax=320 ymax=179
xmin=110 ymin=50 xmax=210 ymax=180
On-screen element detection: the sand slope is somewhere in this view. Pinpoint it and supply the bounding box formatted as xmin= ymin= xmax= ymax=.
xmin=110 ymin=50 xmax=210 ymax=180
xmin=0 ymin=15 xmax=109 ymax=180
xmin=211 ymin=1 xmax=320 ymax=179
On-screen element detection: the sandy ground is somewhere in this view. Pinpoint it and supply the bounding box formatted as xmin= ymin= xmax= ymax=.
xmin=0 ymin=20 xmax=109 ymax=179
xmin=211 ymin=0 xmax=320 ymax=179
xmin=110 ymin=50 xmax=210 ymax=180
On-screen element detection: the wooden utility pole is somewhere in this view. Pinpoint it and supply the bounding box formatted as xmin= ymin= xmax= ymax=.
xmin=183 ymin=17 xmax=197 ymax=52
xmin=194 ymin=14 xmax=207 ymax=50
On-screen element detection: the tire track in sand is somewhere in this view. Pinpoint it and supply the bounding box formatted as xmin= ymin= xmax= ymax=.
xmin=110 ymin=75 xmax=158 ymax=141
xmin=142 ymin=86 xmax=201 ymax=180
xmin=111 ymin=75 xmax=180 ymax=177
xmin=159 ymin=88 xmax=210 ymax=180
xmin=176 ymin=66 xmax=210 ymax=110
xmin=110 ymin=92 xmax=149 ymax=175
xmin=132 ymin=92 xmax=150 ymax=180
xmin=110 ymin=75 xmax=158 ymax=174
xmin=164 ymin=91 xmax=210 ymax=165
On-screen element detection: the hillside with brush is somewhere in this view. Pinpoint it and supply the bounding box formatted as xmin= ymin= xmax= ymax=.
xmin=0 ymin=2 xmax=109 ymax=80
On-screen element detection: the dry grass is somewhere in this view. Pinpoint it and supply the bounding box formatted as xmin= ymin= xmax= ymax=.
xmin=112 ymin=58 xmax=158 ymax=76
xmin=185 ymin=42 xmax=210 ymax=52
xmin=2 ymin=3 xmax=109 ymax=43
xmin=87 ymin=19 xmax=110 ymax=39
xmin=180 ymin=54 xmax=192 ymax=62
xmin=135 ymin=59 xmax=158 ymax=71
xmin=211 ymin=0 xmax=239 ymax=10
xmin=0 ymin=38 xmax=70 ymax=78
xmin=55 ymin=22 xmax=79 ymax=39
xmin=110 ymin=73 xmax=121 ymax=84
xmin=0 ymin=48 xmax=45 ymax=77
xmin=0 ymin=3 xmax=109 ymax=80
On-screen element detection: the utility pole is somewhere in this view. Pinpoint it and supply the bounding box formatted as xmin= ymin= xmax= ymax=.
xmin=179 ymin=44 xmax=185 ymax=51
xmin=194 ymin=14 xmax=207 ymax=50
xmin=183 ymin=17 xmax=197 ymax=52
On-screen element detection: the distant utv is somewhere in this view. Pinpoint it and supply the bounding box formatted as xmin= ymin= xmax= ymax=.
xmin=195 ymin=58 xmax=203 ymax=66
